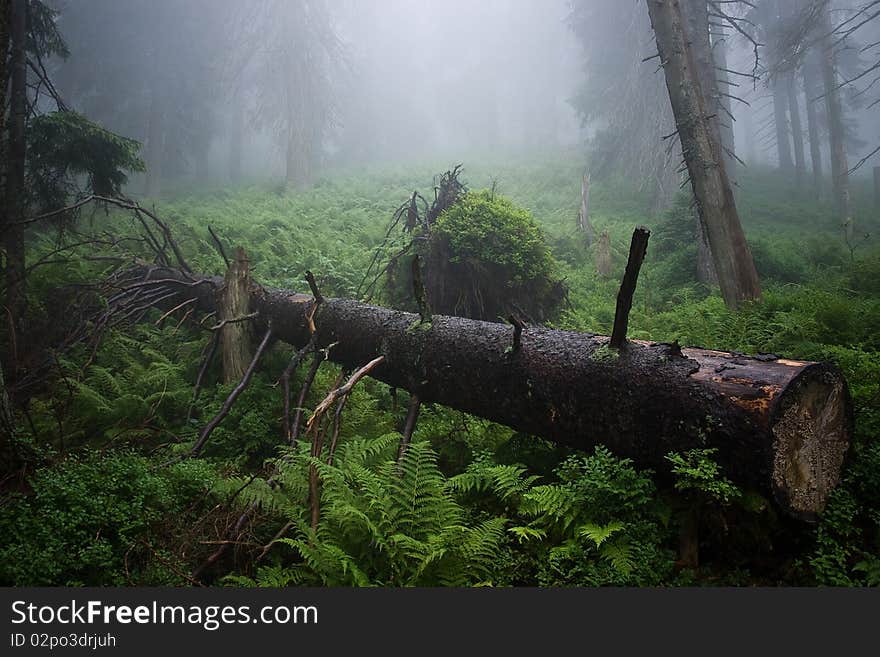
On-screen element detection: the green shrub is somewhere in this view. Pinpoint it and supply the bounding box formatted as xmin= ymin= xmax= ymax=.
xmin=422 ymin=189 xmax=566 ymax=322
xmin=0 ymin=452 xmax=217 ymax=585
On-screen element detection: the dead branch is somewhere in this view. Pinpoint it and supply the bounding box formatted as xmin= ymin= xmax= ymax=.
xmin=187 ymin=326 xmax=274 ymax=459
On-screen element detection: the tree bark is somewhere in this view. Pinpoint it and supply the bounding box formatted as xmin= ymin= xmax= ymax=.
xmin=128 ymin=264 xmax=852 ymax=520
xmin=787 ymin=74 xmax=806 ymax=190
xmin=709 ymin=22 xmax=736 ymax=188
xmin=818 ymin=5 xmax=853 ymax=243
xmin=646 ymin=0 xmax=761 ymax=309
xmin=773 ymin=76 xmax=794 ymax=176
xmin=695 ymin=217 xmax=717 ymax=286
xmin=803 ymin=55 xmax=823 ymax=199
xmin=219 ymin=248 xmax=253 ymax=383
xmin=3 ymin=0 xmax=27 ymax=362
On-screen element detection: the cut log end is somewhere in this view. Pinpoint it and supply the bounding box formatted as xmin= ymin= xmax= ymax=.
xmin=770 ymin=364 xmax=852 ymax=521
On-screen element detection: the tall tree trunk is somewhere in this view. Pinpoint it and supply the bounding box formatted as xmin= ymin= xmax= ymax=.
xmin=710 ymin=23 xmax=737 ymax=188
xmin=818 ymin=6 xmax=853 ymax=243
xmin=787 ymin=74 xmax=806 ymax=190
xmin=125 ymin=263 xmax=853 ymax=521
xmin=684 ymin=0 xmax=720 ymax=287
xmin=803 ymin=54 xmax=824 ymax=199
xmin=647 ymin=0 xmax=761 ymax=309
xmin=4 ymin=0 xmax=28 ymax=367
xmin=773 ymin=76 xmax=794 ymax=175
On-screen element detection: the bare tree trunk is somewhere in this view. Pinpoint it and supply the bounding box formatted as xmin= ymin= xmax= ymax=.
xmin=710 ymin=23 xmax=737 ymax=188
xmin=787 ymin=74 xmax=806 ymax=190
xmin=773 ymin=76 xmax=794 ymax=176
xmin=803 ymin=55 xmax=824 ymax=199
xmin=818 ymin=5 xmax=853 ymax=243
xmin=219 ymin=248 xmax=253 ymax=383
xmin=646 ymin=0 xmax=761 ymax=309
xmin=3 ymin=0 xmax=27 ymax=360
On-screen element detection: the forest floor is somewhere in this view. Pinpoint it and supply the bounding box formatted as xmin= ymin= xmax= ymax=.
xmin=3 ymin=154 xmax=879 ymax=587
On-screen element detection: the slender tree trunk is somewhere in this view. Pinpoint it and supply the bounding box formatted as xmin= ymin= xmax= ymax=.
xmin=4 ymin=0 xmax=28 ymax=362
xmin=684 ymin=0 xmax=720 ymax=286
xmin=773 ymin=76 xmax=794 ymax=175
xmin=803 ymin=55 xmax=824 ymax=199
xmin=647 ymin=0 xmax=761 ymax=309
xmin=818 ymin=6 xmax=853 ymax=243
xmin=787 ymin=74 xmax=806 ymax=190
xmin=710 ymin=23 xmax=737 ymax=188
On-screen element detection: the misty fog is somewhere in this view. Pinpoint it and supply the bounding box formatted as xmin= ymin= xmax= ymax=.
xmin=2 ymin=0 xmax=880 ymax=591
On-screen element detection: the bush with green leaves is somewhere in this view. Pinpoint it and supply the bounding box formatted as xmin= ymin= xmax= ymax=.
xmin=420 ymin=189 xmax=566 ymax=322
xmin=450 ymin=447 xmax=676 ymax=586
xmin=0 ymin=451 xmax=217 ymax=585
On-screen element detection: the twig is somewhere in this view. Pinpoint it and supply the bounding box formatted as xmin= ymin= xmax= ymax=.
xmin=209 ymin=312 xmax=259 ymax=331
xmin=187 ymin=326 xmax=274 ymax=458
xmin=207 ymin=225 xmax=230 ymax=268
xmin=154 ymin=297 xmax=198 ymax=326
xmin=187 ymin=332 xmax=220 ymax=422
xmin=397 ymin=393 xmax=422 ymax=465
xmin=281 ymin=335 xmax=317 ymax=443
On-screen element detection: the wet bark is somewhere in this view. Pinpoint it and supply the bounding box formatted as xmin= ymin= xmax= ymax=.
xmin=126 ymin=264 xmax=852 ymax=520
xmin=803 ymin=55 xmax=824 ymax=199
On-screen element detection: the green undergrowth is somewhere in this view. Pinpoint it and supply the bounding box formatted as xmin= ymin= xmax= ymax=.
xmin=3 ymin=156 xmax=878 ymax=586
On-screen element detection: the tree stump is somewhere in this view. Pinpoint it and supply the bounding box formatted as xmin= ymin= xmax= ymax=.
xmin=219 ymin=247 xmax=253 ymax=383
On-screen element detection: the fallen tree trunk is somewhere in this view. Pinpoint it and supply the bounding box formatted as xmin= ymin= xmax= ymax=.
xmin=127 ymin=265 xmax=852 ymax=521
